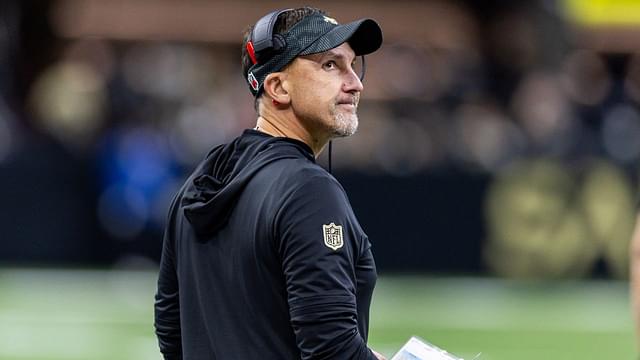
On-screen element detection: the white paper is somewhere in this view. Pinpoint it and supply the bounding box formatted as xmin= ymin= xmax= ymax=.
xmin=390 ymin=336 xmax=468 ymax=360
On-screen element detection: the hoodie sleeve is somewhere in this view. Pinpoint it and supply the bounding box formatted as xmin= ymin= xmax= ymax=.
xmin=154 ymin=197 xmax=183 ymax=360
xmin=275 ymin=173 xmax=377 ymax=360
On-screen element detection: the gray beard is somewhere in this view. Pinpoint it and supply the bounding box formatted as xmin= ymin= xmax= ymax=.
xmin=330 ymin=107 xmax=359 ymax=137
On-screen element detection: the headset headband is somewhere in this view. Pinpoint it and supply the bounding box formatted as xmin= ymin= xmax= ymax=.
xmin=247 ymin=9 xmax=292 ymax=65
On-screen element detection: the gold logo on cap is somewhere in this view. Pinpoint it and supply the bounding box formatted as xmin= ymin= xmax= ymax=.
xmin=323 ymin=16 xmax=338 ymax=25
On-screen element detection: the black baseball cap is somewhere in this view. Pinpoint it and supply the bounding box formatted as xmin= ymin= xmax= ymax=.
xmin=245 ymin=10 xmax=383 ymax=96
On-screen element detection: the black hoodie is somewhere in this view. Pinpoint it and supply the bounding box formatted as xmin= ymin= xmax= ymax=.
xmin=155 ymin=130 xmax=378 ymax=360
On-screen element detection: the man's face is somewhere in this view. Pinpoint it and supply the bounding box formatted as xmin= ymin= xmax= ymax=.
xmin=284 ymin=42 xmax=364 ymax=139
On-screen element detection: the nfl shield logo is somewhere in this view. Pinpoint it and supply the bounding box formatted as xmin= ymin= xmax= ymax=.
xmin=322 ymin=223 xmax=344 ymax=251
xmin=248 ymin=72 xmax=259 ymax=91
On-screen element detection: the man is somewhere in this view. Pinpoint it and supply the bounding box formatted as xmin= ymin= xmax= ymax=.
xmin=154 ymin=7 xmax=385 ymax=360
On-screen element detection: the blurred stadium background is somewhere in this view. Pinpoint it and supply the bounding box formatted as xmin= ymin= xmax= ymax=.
xmin=0 ymin=0 xmax=638 ymax=359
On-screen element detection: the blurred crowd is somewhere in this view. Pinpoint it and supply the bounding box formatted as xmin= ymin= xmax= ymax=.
xmin=0 ymin=1 xmax=638 ymax=278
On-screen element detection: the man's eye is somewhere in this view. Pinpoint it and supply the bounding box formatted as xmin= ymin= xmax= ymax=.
xmin=323 ymin=61 xmax=337 ymax=70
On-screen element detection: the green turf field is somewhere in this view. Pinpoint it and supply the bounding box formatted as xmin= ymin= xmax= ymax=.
xmin=0 ymin=268 xmax=634 ymax=359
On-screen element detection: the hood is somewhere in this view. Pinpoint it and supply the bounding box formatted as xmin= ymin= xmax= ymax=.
xmin=181 ymin=129 xmax=314 ymax=239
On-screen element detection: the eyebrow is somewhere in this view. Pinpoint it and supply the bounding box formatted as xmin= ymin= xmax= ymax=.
xmin=306 ymin=49 xmax=355 ymax=64
xmin=320 ymin=51 xmax=355 ymax=63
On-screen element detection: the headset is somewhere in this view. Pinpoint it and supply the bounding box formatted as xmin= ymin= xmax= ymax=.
xmin=246 ymin=9 xmax=366 ymax=81
xmin=246 ymin=9 xmax=292 ymax=66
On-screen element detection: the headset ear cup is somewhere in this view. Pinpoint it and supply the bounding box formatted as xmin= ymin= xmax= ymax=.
xmin=272 ymin=34 xmax=287 ymax=52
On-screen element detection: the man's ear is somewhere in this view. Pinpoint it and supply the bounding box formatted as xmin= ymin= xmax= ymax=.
xmin=263 ymin=72 xmax=291 ymax=105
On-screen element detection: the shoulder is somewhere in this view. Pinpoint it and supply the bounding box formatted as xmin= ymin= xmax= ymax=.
xmin=272 ymin=162 xmax=366 ymax=260
xmin=285 ymin=162 xmax=344 ymax=198
xmin=274 ymin=163 xmax=352 ymax=225
xmin=262 ymin=155 xmax=343 ymax=194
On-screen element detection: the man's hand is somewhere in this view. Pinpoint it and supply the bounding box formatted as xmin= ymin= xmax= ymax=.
xmin=372 ymin=349 xmax=387 ymax=360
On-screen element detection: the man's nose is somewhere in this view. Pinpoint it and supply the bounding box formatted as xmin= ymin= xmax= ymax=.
xmin=343 ymin=68 xmax=364 ymax=93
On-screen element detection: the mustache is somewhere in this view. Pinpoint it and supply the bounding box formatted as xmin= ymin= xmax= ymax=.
xmin=335 ymin=94 xmax=360 ymax=106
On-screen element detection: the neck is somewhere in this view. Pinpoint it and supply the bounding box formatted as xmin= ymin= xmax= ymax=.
xmin=254 ymin=105 xmax=329 ymax=158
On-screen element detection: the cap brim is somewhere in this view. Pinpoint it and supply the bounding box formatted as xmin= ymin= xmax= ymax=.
xmin=299 ymin=18 xmax=383 ymax=56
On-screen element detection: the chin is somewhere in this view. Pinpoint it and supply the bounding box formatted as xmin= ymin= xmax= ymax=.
xmin=333 ymin=114 xmax=358 ymax=137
